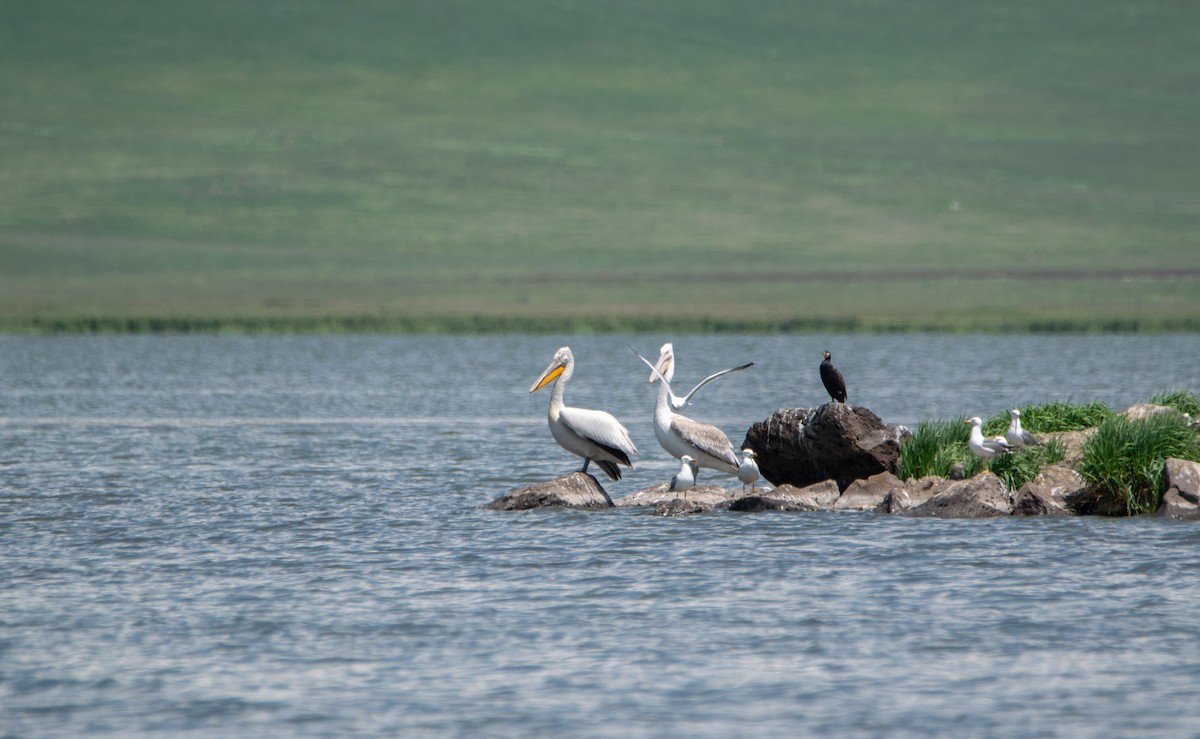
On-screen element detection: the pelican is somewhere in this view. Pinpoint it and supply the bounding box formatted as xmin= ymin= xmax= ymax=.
xmin=628 ymin=345 xmax=752 ymax=411
xmin=530 ymin=346 xmax=637 ymax=481
xmin=669 ymin=455 xmax=698 ymax=495
xmin=965 ymin=416 xmax=1013 ymax=462
xmin=1005 ymin=409 xmax=1042 ymax=449
xmin=737 ymin=448 xmax=760 ymax=494
xmin=820 ymin=351 xmax=847 ymax=404
xmin=645 ymin=343 xmax=740 ymax=477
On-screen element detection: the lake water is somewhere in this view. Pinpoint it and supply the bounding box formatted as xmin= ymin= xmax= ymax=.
xmin=2 ymin=333 xmax=1199 ymax=737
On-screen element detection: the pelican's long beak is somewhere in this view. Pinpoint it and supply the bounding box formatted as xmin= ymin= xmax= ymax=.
xmin=530 ymin=360 xmax=565 ymax=393
xmin=650 ymin=352 xmax=671 ymax=385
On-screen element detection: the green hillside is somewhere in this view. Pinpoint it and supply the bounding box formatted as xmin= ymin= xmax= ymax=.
xmin=2 ymin=0 xmax=1198 ymax=331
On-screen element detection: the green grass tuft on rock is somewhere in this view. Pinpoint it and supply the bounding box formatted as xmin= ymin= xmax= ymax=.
xmin=1149 ymin=389 xmax=1200 ymax=417
xmin=1076 ymin=412 xmax=1200 ymax=516
xmin=905 ymin=412 xmax=1071 ymax=491
xmin=987 ymin=438 xmax=1067 ymax=492
xmin=897 ymin=417 xmax=972 ymax=481
xmin=982 ymin=401 xmax=1112 ymax=437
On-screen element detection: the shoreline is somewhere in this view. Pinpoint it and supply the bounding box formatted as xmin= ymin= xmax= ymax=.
xmin=5 ymin=315 xmax=1200 ymax=335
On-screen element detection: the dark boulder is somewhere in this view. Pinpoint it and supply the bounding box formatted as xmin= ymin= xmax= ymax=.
xmin=743 ymin=404 xmax=903 ymax=491
xmin=486 ymin=472 xmax=614 ymax=511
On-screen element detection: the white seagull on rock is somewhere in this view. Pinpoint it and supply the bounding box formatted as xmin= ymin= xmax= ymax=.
xmin=1005 ymin=409 xmax=1042 ymax=449
xmin=965 ymin=416 xmax=1014 ymax=462
xmin=669 ymin=455 xmax=698 ymax=495
xmin=737 ymin=448 xmax=761 ymax=494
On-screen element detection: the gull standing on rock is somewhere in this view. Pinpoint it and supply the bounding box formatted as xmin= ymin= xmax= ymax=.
xmin=1005 ymin=409 xmax=1042 ymax=449
xmin=530 ymin=346 xmax=638 ymax=481
xmin=737 ymin=448 xmax=760 ymax=494
xmin=644 ymin=343 xmax=740 ymax=479
xmin=820 ymin=351 xmax=847 ymax=404
xmin=669 ymin=455 xmax=698 ymax=496
xmin=965 ymin=416 xmax=1013 ymax=464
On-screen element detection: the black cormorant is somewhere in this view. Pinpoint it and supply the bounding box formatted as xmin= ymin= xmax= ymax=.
xmin=820 ymin=351 xmax=847 ymax=403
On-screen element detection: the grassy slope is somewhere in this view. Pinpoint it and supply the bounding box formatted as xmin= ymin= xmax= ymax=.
xmin=1 ymin=0 xmax=1198 ymax=331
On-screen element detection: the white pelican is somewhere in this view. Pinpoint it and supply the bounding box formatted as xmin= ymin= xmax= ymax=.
xmin=628 ymin=345 xmax=752 ymax=411
xmin=737 ymin=448 xmax=760 ymax=493
xmin=645 ymin=343 xmax=740 ymax=477
xmin=669 ymin=455 xmax=698 ymax=495
xmin=1005 ymin=409 xmax=1042 ymax=449
xmin=530 ymin=346 xmax=637 ymax=481
xmin=965 ymin=416 xmax=1013 ymax=462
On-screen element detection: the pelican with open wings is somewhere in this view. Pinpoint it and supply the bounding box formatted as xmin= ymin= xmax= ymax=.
xmin=628 ymin=345 xmax=752 ymax=411
xmin=530 ymin=346 xmax=637 ymax=481
xmin=640 ymin=343 xmax=741 ymax=477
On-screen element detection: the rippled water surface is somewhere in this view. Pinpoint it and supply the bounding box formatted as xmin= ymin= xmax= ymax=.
xmin=3 ymin=334 xmax=1200 ymax=737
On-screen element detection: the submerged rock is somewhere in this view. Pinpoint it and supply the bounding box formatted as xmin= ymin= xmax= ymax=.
xmin=654 ymin=498 xmax=714 ymax=516
xmin=615 ymin=482 xmax=735 ymax=508
xmin=486 ymin=472 xmax=614 ymax=511
xmin=762 ymin=480 xmax=841 ymax=510
xmin=1158 ymin=458 xmax=1200 ymax=520
xmin=904 ymin=473 xmax=1013 ymax=518
xmin=728 ymin=495 xmax=816 ymax=513
xmin=743 ymin=404 xmax=902 ymax=491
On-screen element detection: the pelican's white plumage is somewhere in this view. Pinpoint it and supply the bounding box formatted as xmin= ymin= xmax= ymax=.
xmin=965 ymin=416 xmax=1013 ymax=461
xmin=644 ymin=343 xmax=739 ymax=476
xmin=737 ymin=448 xmax=760 ymax=493
xmin=669 ymin=455 xmax=698 ymax=493
xmin=530 ymin=346 xmax=637 ymax=480
xmin=1005 ymin=409 xmax=1042 ymax=449
xmin=629 ymin=345 xmax=752 ymax=411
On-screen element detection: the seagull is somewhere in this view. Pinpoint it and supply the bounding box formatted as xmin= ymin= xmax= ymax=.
xmin=820 ymin=351 xmax=847 ymax=404
xmin=644 ymin=343 xmax=740 ymax=477
xmin=1005 ymin=409 xmax=1042 ymax=449
xmin=669 ymin=455 xmax=698 ymax=496
xmin=628 ymin=345 xmax=752 ymax=411
xmin=737 ymin=448 xmax=760 ymax=494
xmin=965 ymin=416 xmax=1013 ymax=462
xmin=530 ymin=346 xmax=637 ymax=480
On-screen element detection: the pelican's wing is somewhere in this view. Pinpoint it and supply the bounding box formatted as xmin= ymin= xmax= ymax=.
xmin=559 ymin=406 xmax=637 ymax=462
xmin=676 ymin=363 xmax=754 ymax=406
xmin=670 ymin=415 xmax=738 ymax=469
xmin=627 ymin=345 xmax=752 ymax=410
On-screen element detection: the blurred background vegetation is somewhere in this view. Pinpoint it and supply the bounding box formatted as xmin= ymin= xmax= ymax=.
xmin=2 ymin=0 xmax=1197 ymax=332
